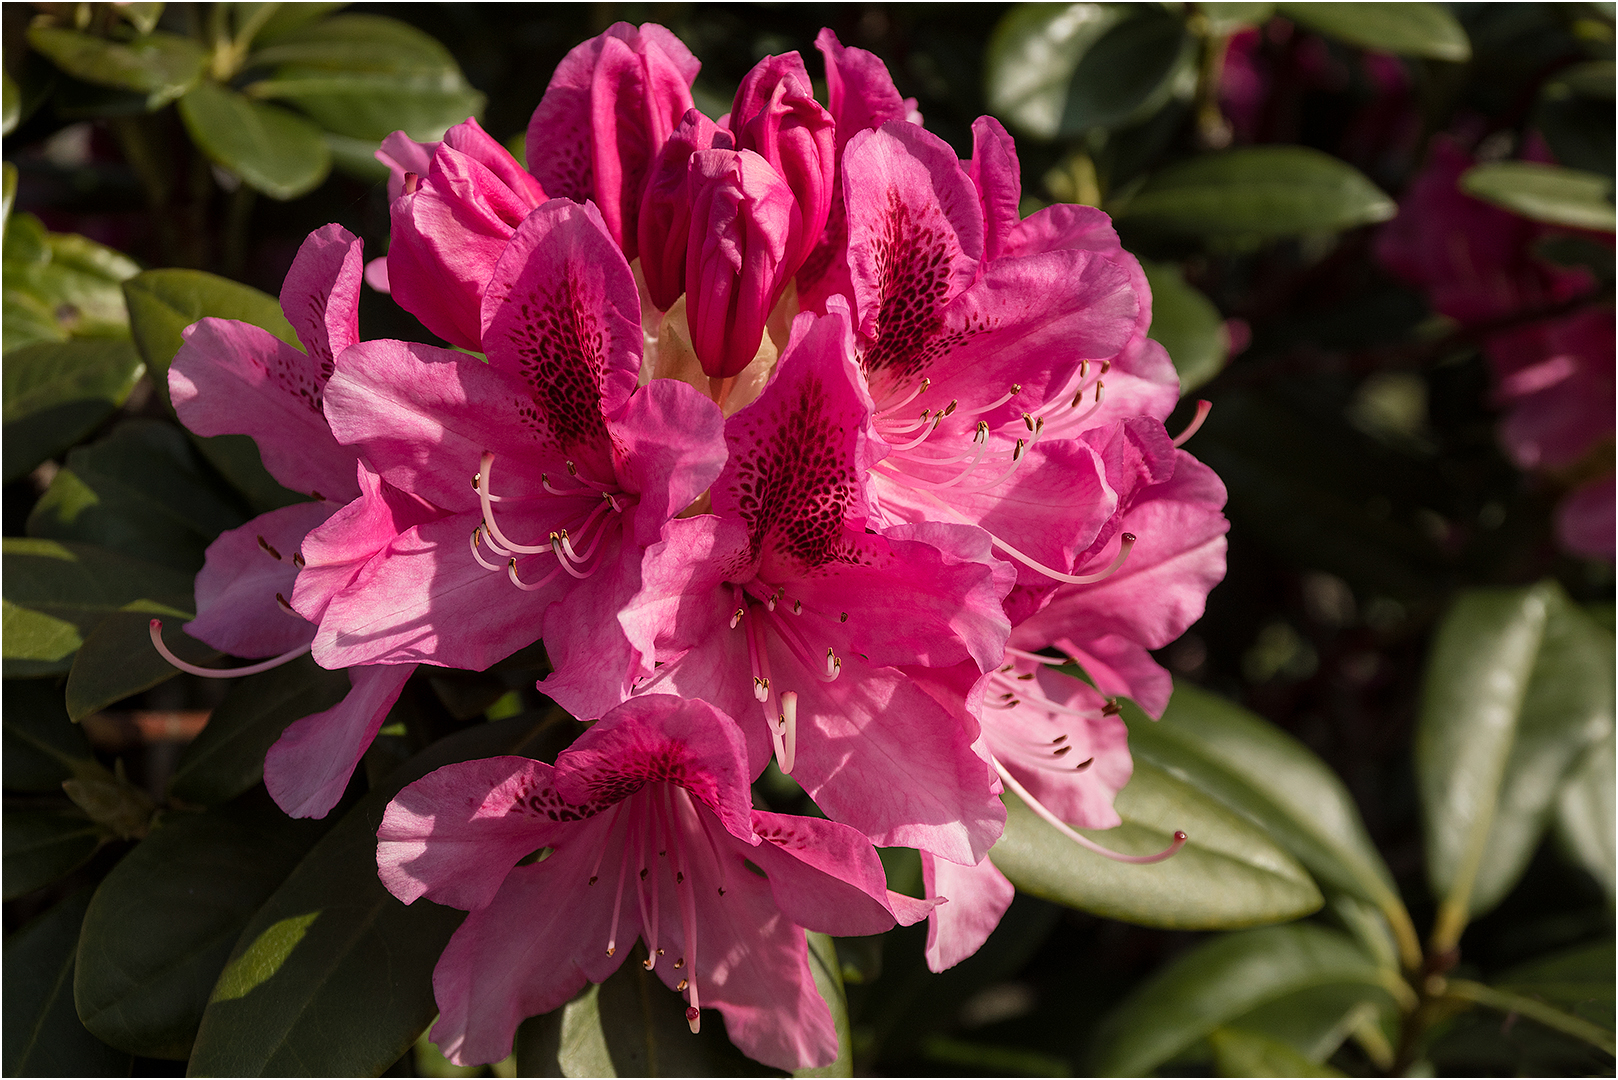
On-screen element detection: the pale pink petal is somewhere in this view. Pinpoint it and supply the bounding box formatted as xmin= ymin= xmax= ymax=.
xmin=1060 ymin=633 xmax=1175 ymax=718
xmin=748 ymin=810 xmax=914 ymax=935
xmin=922 ymin=853 xmax=1014 ymax=972
xmin=363 ymin=256 xmax=391 ymax=294
xmin=264 ymin=662 xmax=414 ymax=819
xmin=279 ymin=223 xmax=364 ymax=380
xmin=186 ymin=501 xmax=331 ymax=657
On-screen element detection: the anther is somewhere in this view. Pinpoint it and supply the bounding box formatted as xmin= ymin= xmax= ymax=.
xmin=1013 ymin=438 xmax=1026 ymax=461
xmin=731 ymin=607 xmax=744 ymax=629
xmin=944 ymin=399 xmax=958 ymax=416
xmin=310 ymin=490 xmax=325 ymax=502
xmin=257 ymin=535 xmax=282 ymax=560
xmin=1075 ymin=757 xmax=1094 ymax=771
xmin=676 ymin=871 xmax=684 ymax=884
xmin=588 ymin=876 xmax=598 ymax=885
xmin=566 ymin=460 xmax=579 ymax=476
xmin=792 ymin=600 xmax=802 ymax=615
xmin=1053 ymin=745 xmax=1071 ymax=756
xmin=1102 ymin=699 xmax=1122 ymax=716
xmin=292 ymin=552 xmax=305 ymax=568
xmin=275 ymin=593 xmax=298 ymax=616
xmin=677 ymin=978 xmax=689 ymax=991
xmin=471 ymin=473 xmax=480 ymax=490
xmin=674 ymin=957 xmax=684 ymax=969
xmin=839 ymin=611 xmax=848 ymax=623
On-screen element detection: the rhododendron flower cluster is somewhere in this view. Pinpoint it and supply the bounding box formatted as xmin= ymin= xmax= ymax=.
xmin=156 ymin=22 xmax=1227 ymax=1071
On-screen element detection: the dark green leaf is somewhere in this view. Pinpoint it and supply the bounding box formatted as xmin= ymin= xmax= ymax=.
xmin=187 ymin=712 xmax=574 ymax=1077
xmin=66 ymin=610 xmax=220 ymax=722
xmin=1460 ymin=162 xmax=1616 ymax=232
xmin=1495 ymin=941 xmax=1615 ymax=1032
xmin=2 ymin=808 xmax=103 ymax=899
xmin=1 ymin=538 xmax=195 ymax=679
xmin=3 ymin=680 xmax=97 ymax=792
xmin=28 ymin=418 xmax=247 ymax=572
xmin=1555 ymin=731 xmax=1614 ymax=900
xmin=250 ymin=3 xmax=352 ymax=47
xmin=25 ymin=27 xmax=206 ymax=108
xmin=1418 ymin=583 xmax=1615 ymax=936
xmin=178 ymin=82 xmax=332 ymax=200
xmin=1088 ymin=924 xmax=1405 ymax=1076
xmin=990 ymin=760 xmax=1323 ymax=929
xmin=1198 ymin=4 xmax=1275 ymax=35
xmin=984 ymin=3 xmax=1129 ymax=141
xmin=1115 ymin=146 xmax=1396 ymax=238
xmin=74 ymin=804 xmax=329 ymax=1059
xmin=1128 ymin=684 xmax=1417 ymax=965
xmin=796 ymin=932 xmax=852 ymax=1078
xmin=116 ymin=3 xmax=166 ymax=36
xmin=1063 ymin=11 xmax=1194 ymax=134
xmin=169 ymin=656 xmax=353 ymax=806
xmin=2 ymin=340 xmax=145 ymax=484
xmin=1142 ymin=260 xmax=1229 ymax=393
xmin=2 ymin=69 xmax=18 ymax=136
xmin=1222 ymin=980 xmax=1389 ymax=1063
xmin=1208 ymin=1027 xmax=1343 ymax=1077
xmin=1274 ymin=3 xmax=1470 ymax=61
xmin=3 ymin=890 xmax=132 ymax=1077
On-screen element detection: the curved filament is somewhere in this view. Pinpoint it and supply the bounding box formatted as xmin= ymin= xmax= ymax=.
xmin=149 ymin=619 xmax=311 ymax=678
xmin=993 ymin=758 xmax=1185 ymax=864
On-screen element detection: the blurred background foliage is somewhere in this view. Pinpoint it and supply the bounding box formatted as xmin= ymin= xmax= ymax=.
xmin=2 ymin=2 xmax=1614 ymax=1077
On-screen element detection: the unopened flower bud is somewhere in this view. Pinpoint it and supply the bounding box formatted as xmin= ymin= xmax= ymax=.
xmin=729 ymin=53 xmax=835 ymax=276
xmin=638 ymin=110 xmax=734 ymax=311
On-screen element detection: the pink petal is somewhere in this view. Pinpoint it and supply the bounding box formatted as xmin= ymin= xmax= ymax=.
xmin=1061 ymin=633 xmax=1175 ymax=719
xmin=637 ymin=109 xmax=735 ymax=310
xmin=363 ymin=256 xmax=391 ymax=294
xmin=169 ymin=319 xmax=360 ymax=501
xmin=535 ymin=531 xmax=650 ymax=719
xmin=1557 ymin=473 xmax=1615 ymax=562
xmin=922 ymin=853 xmax=1014 ymax=973
xmin=265 ymin=662 xmax=414 ymax=818
xmin=376 ymin=130 xmax=439 ymax=204
xmin=608 ymin=377 xmax=728 ymax=547
xmin=729 ymin=53 xmax=836 ymax=275
xmin=279 ymin=223 xmax=364 ymax=383
xmin=748 ymin=809 xmax=911 ymax=936
xmin=968 ymin=116 xmax=1022 ymax=264
xmin=378 ymin=754 xmax=576 ymax=908
xmin=185 ymin=501 xmax=331 ymax=657
xmin=814 ymin=29 xmax=914 ymax=158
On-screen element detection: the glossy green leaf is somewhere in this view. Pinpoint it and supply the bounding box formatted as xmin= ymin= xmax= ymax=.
xmin=26 ymin=27 xmax=206 ymax=108
xmin=1495 ymin=940 xmax=1615 ymax=1032
xmin=1554 ymin=731 xmax=1615 ymax=900
xmin=28 ymin=418 xmax=247 ymax=571
xmin=116 ymin=2 xmax=166 ymax=35
xmin=2 ymin=808 xmax=103 ymax=899
xmin=990 ymin=760 xmax=1323 ymax=929
xmin=1088 ymin=923 xmax=1404 ymax=1076
xmin=250 ymin=3 xmax=352 ymax=47
xmin=178 ymin=82 xmax=331 ymax=200
xmin=2 ymin=339 xmax=145 ymax=484
xmin=66 ymin=609 xmax=220 ymax=722
xmin=1115 ymin=146 xmax=1396 ymax=238
xmin=122 ymin=266 xmax=296 ymax=390
xmin=2 ymin=537 xmax=195 ymax=679
xmin=3 ymin=891 xmax=132 ymax=1077
xmin=516 ymin=949 xmax=774 ymax=1077
xmin=1128 ymin=684 xmax=1416 ymax=964
xmin=1063 ymin=10 xmax=1194 ymax=134
xmin=169 ymin=656 xmax=353 ymax=806
xmin=1223 ymin=980 xmax=1389 ymax=1063
xmin=1460 ymin=162 xmax=1616 ymax=232
xmin=1209 ymin=1027 xmax=1343 ymax=1077
xmin=1274 ymin=3 xmax=1470 ymax=61
xmin=1142 ymin=260 xmax=1229 ymax=393
xmin=188 ymin=712 xmax=574 ymax=1077
xmin=796 ymin=932 xmax=852 ymax=1078
xmin=1198 ymin=4 xmax=1275 ymax=35
xmin=984 ymin=3 xmax=1129 ymax=141
xmin=74 ymin=804 xmax=328 ymax=1059
xmin=3 ymin=680 xmax=97 ymax=792
xmin=1418 ymin=583 xmax=1615 ymax=937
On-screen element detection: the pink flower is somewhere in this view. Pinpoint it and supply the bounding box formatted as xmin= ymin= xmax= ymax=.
xmin=307 ymin=200 xmax=726 ymax=716
xmin=377 ymin=694 xmax=929 ymax=1070
xmin=526 ymin=22 xmax=700 ymax=260
xmin=615 ymin=308 xmax=1013 ymax=863
xmin=165 ymin=224 xmax=423 ymax=817
xmin=386 ymin=118 xmax=547 ymax=351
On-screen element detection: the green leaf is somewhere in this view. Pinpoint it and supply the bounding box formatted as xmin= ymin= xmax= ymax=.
xmin=1460 ymin=162 xmax=1616 ymax=232
xmin=1088 ymin=923 xmax=1405 ymax=1076
xmin=1554 ymin=731 xmax=1615 ymax=900
xmin=2 ymin=680 xmax=97 ymax=792
xmin=989 ymin=760 xmax=1323 ymax=929
xmin=984 ymin=3 xmax=1130 ymax=141
xmin=1127 ymin=684 xmax=1418 ymax=967
xmin=1495 ymin=940 xmax=1615 ymax=1032
xmin=25 ymin=27 xmax=206 ymax=108
xmin=2 ymin=339 xmax=145 ymax=484
xmin=1274 ymin=3 xmax=1470 ymax=61
xmin=1115 ymin=146 xmax=1396 ymax=239
xmin=1198 ymin=4 xmax=1276 ymax=35
xmin=1 ymin=537 xmax=196 ymax=679
xmin=797 ymin=932 xmax=852 ymax=1078
xmin=188 ymin=712 xmax=575 ymax=1077
xmin=250 ymin=2 xmax=352 ymax=47
xmin=66 ymin=609 xmax=221 ymax=722
xmin=116 ymin=3 xmax=166 ymax=36
xmin=1418 ymin=583 xmax=1615 ymax=943
xmin=122 ymin=266 xmax=297 ymax=394
xmin=74 ymin=804 xmax=329 ymax=1059
xmin=169 ymin=656 xmax=353 ymax=806
xmin=1063 ymin=10 xmax=1195 ymax=134
xmin=178 ymin=82 xmax=332 ymax=200
xmin=1142 ymin=260 xmax=1229 ymax=393
xmin=2 ymin=68 xmax=19 ymax=136
xmin=28 ymin=418 xmax=248 ymax=572
xmin=3 ymin=891 xmax=133 ymax=1077
xmin=515 ymin=949 xmax=775 ymax=1077
xmin=1208 ymin=1027 xmax=1344 ymax=1077
xmin=2 ymin=808 xmax=103 ymax=899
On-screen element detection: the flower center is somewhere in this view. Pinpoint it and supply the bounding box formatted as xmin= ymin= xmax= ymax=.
xmin=470 ymin=451 xmax=629 ymax=591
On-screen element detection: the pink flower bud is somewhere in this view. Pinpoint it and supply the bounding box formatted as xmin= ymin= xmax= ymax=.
xmin=637 ymin=110 xmax=734 ymax=311
xmin=387 ymin=118 xmax=546 ymax=350
xmin=526 ymin=22 xmax=700 ymax=260
xmin=684 ymin=149 xmax=796 ymax=379
xmin=729 ymin=53 xmax=836 ymax=275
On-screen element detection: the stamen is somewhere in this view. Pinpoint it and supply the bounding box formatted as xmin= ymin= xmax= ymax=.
xmin=889 ymin=412 xmax=943 ymax=452
xmin=257 ymin=535 xmax=282 ymax=560
xmin=470 ymin=527 xmax=506 ymax=572
xmin=606 ymin=824 xmax=632 ymax=956
xmin=275 ymin=593 xmax=300 ymax=617
xmin=149 ymin=619 xmax=310 ymax=678
xmin=508 ymin=558 xmax=562 ymax=592
xmin=993 ymin=758 xmax=1186 ymax=864
xmin=989 ymin=532 xmax=1135 ymax=586
xmin=478 ymin=453 xmax=552 ymax=555
xmin=778 ymin=691 xmax=798 ymax=775
xmin=877 ymin=376 xmax=930 ymax=416
xmin=1172 ymin=400 xmax=1212 ymax=448
xmin=550 ymin=535 xmax=595 ymax=580
xmin=1003 ymin=647 xmax=1069 ymax=666
xmin=292 ymin=552 xmax=305 ymax=568
xmin=675 ymin=819 xmax=702 ymax=1034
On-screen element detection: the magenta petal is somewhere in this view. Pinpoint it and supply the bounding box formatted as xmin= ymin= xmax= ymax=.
xmin=364 ymin=256 xmax=391 ymax=294
xmin=537 ymin=529 xmax=650 ymax=718
xmin=169 ymin=318 xmax=360 ymax=501
xmin=378 ymin=755 xmax=574 ymax=908
xmin=968 ymin=116 xmax=1022 ymax=264
xmin=265 ymin=662 xmax=413 ymax=818
xmin=747 ymin=810 xmax=907 ymax=936
xmin=279 ymin=223 xmax=364 ymax=381
xmin=609 ymin=378 xmax=727 ymax=547
xmin=1557 ymin=473 xmax=1615 ymax=562
xmin=186 ymin=501 xmax=331 ymax=657
xmin=376 ymin=130 xmax=439 ymax=204
xmin=921 ymin=852 xmax=1014 ymax=973
xmin=814 ymin=29 xmax=914 ymax=158
xmin=1062 ymin=633 xmax=1175 ymax=718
